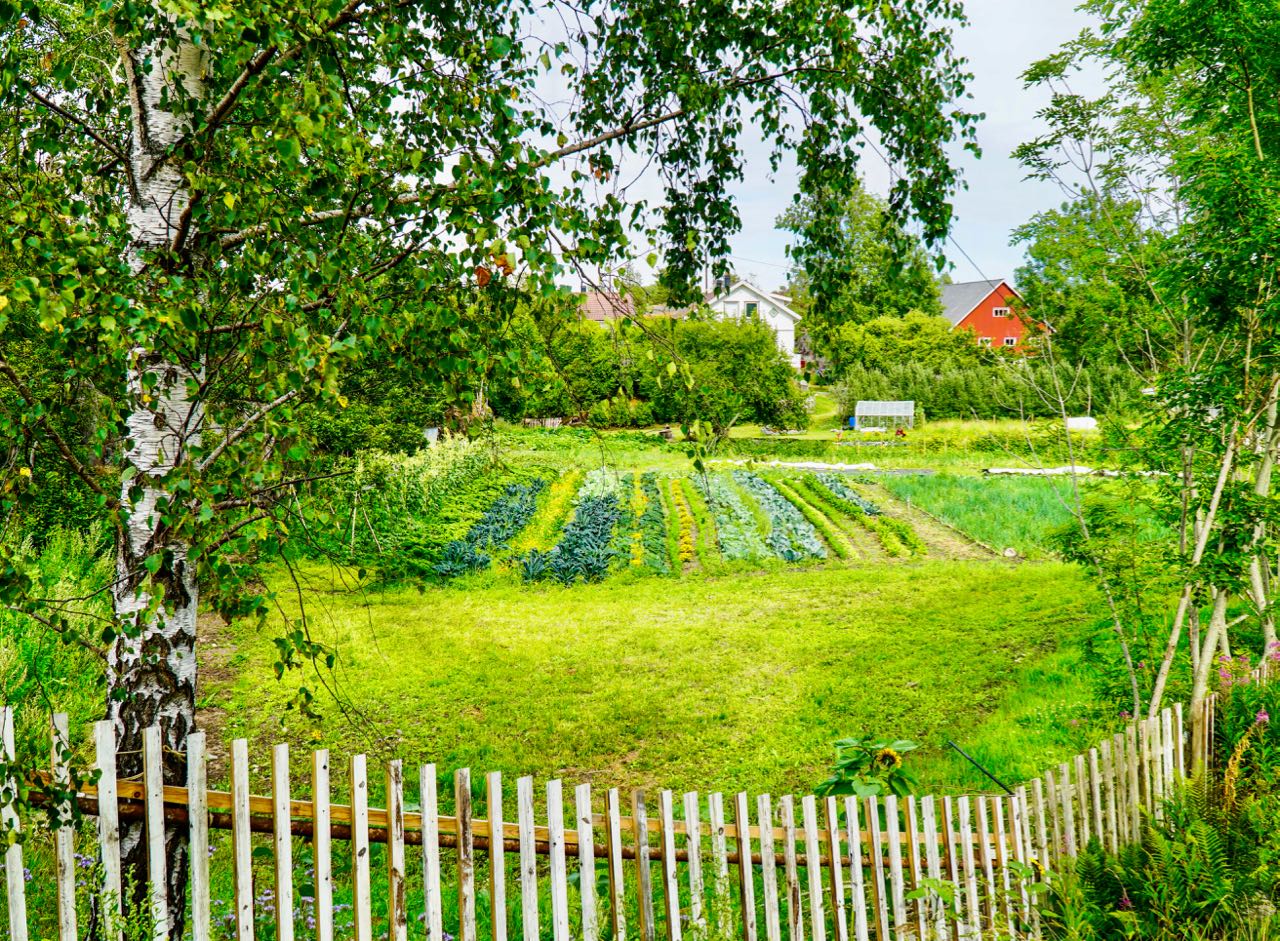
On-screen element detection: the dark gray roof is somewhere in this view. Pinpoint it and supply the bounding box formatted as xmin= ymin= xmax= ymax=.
xmin=940 ymin=279 xmax=1004 ymax=327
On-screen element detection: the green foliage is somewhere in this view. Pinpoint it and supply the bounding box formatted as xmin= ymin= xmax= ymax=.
xmin=778 ymin=181 xmax=943 ymax=361
xmin=696 ymin=473 xmax=771 ymax=562
xmin=526 ymin=487 xmax=623 ymax=585
xmin=826 ymin=310 xmax=980 ymax=376
xmin=636 ymin=473 xmax=672 ymax=574
xmin=815 ymin=736 xmax=920 ymax=798
xmin=834 ymin=361 xmax=1142 ymax=422
xmin=770 ymin=477 xmax=854 ymax=559
xmin=432 ymin=479 xmax=547 ymax=579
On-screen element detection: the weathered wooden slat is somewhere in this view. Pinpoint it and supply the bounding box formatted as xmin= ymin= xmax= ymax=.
xmin=865 ymin=796 xmax=891 ymax=941
xmin=956 ymin=797 xmax=982 ymax=941
xmin=802 ymin=795 xmax=827 ymax=941
xmin=634 ymin=790 xmax=657 ymax=941
xmin=760 ymin=794 xmax=782 ymax=941
xmin=313 ymin=750 xmax=333 ymax=941
xmin=1057 ymin=763 xmax=1076 ymax=858
xmin=710 ymin=792 xmax=731 ymax=939
xmin=272 ymin=744 xmax=295 ymax=941
xmin=490 ymin=773 xmax=508 ymax=941
xmin=548 ymin=780 xmax=571 ymax=941
xmin=1126 ymin=723 xmax=1141 ymax=838
xmin=825 ymin=796 xmax=849 ymax=941
xmin=1175 ymin=702 xmax=1186 ymax=778
xmin=518 ymin=776 xmax=540 ymax=941
xmin=575 ymin=784 xmax=597 ymax=941
xmin=421 ymin=765 xmax=444 ymax=941
xmin=94 ymin=721 xmax=122 ymax=939
xmin=457 ymin=770 xmax=477 ymax=941
xmin=658 ymin=791 xmax=682 ymax=941
xmin=351 ymin=754 xmax=373 ymax=941
xmin=387 ymin=760 xmax=408 ymax=941
xmin=684 ymin=792 xmax=705 ymax=931
xmin=992 ymin=798 xmax=1013 ymax=938
xmin=1088 ymin=748 xmax=1104 ymax=849
xmin=230 ymin=738 xmax=254 ymax=941
xmin=884 ymin=795 xmax=906 ymax=934
xmin=920 ymin=796 xmax=945 ymax=941
xmin=1162 ymin=708 xmax=1176 ymax=793
xmin=735 ymin=792 xmax=759 ymax=941
xmin=605 ymin=788 xmax=626 ymax=941
xmin=51 ymin=714 xmax=77 ymax=941
xmin=904 ymin=797 xmax=925 ymax=941
xmin=1009 ymin=790 xmax=1032 ymax=926
xmin=1100 ymin=740 xmax=1118 ymax=854
xmin=975 ymin=797 xmax=996 ymax=928
xmin=843 ymin=797 xmax=869 ymax=941
xmin=781 ymin=796 xmax=805 ymax=941
xmin=143 ymin=726 xmax=168 ymax=941
xmin=1073 ymin=753 xmax=1090 ymax=848
xmin=1140 ymin=718 xmax=1154 ymax=813
xmin=2 ymin=707 xmax=28 ymax=941
xmin=188 ymin=732 xmax=210 ymax=941
xmin=1043 ymin=768 xmax=1061 ymax=865
xmin=1031 ymin=778 xmax=1048 ymax=874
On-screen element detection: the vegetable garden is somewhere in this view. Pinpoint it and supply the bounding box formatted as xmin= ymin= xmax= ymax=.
xmin=338 ymin=440 xmax=987 ymax=588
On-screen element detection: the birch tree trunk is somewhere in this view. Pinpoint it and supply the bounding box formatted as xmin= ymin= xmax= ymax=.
xmin=108 ymin=22 xmax=206 ymax=937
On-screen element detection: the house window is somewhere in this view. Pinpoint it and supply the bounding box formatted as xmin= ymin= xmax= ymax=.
xmin=723 ymin=301 xmax=738 ymax=315
xmin=992 ymin=306 xmax=1010 ymax=318
xmin=1003 ymin=337 xmax=1017 ymax=347
xmin=745 ymin=302 xmax=759 ymax=318
xmin=978 ymin=337 xmax=992 ymax=347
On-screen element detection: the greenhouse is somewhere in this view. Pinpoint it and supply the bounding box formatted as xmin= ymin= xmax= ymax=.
xmin=853 ymin=400 xmax=916 ymax=431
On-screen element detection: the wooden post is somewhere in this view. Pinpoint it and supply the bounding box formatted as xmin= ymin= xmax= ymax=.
xmin=142 ymin=726 xmax=168 ymax=941
xmin=781 ymin=796 xmax=805 ymax=941
xmin=634 ymin=790 xmax=657 ymax=941
xmin=187 ymin=732 xmax=209 ymax=941
xmin=313 ymin=751 xmax=333 ymax=941
xmin=386 ymin=760 xmax=407 ymax=941
xmin=883 ymin=796 xmax=906 ymax=934
xmin=490 ymin=773 xmax=508 ymax=941
xmin=920 ymin=796 xmax=945 ymax=941
xmin=802 ymin=795 xmax=827 ymax=941
xmin=350 ymin=754 xmax=372 ymax=941
xmin=51 ymin=713 xmax=77 ymax=941
xmin=658 ymin=790 xmax=682 ymax=941
xmin=956 ymin=797 xmax=982 ymax=941
xmin=456 ymin=769 xmax=477 ymax=941
xmin=710 ymin=792 xmax=731 ymax=939
xmin=548 ymin=780 xmax=570 ymax=941
xmin=94 ymin=721 xmax=122 ymax=940
xmin=843 ymin=797 xmax=869 ymax=941
xmin=864 ymin=796 xmax=891 ymax=941
xmin=230 ymin=739 xmax=253 ymax=941
xmin=605 ymin=789 xmax=626 ymax=941
xmin=518 ymin=776 xmax=540 ymax=941
xmin=420 ymin=765 xmax=444 ymax=941
xmin=825 ymin=797 xmax=849 ymax=941
xmin=760 ymin=794 xmax=782 ymax=941
xmin=272 ymin=744 xmax=295 ymax=941
xmin=685 ymin=792 xmax=705 ymax=931
xmin=1 ymin=707 xmax=27 ymax=941
xmin=904 ymin=797 xmax=925 ymax=941
xmin=735 ymin=792 xmax=759 ymax=941
xmin=576 ymin=783 xmax=597 ymax=941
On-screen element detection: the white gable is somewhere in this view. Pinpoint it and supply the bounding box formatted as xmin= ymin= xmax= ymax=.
xmin=706 ymin=280 xmax=802 ymax=367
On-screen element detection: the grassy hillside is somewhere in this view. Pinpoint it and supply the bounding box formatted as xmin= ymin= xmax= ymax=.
xmin=206 ymin=558 xmax=1103 ymax=796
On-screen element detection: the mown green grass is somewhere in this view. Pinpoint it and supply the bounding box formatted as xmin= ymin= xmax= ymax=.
xmin=214 ymin=559 xmax=1101 ymax=797
xmin=877 ymin=473 xmax=1081 ymax=557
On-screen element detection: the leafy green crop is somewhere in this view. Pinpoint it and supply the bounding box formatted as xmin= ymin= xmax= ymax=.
xmin=526 ymin=490 xmax=624 ymax=585
xmin=433 ymin=479 xmax=548 ymax=578
xmin=732 ymin=471 xmax=826 ymax=561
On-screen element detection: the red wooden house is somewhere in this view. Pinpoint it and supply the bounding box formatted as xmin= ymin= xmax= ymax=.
xmin=940 ymin=279 xmax=1030 ymax=350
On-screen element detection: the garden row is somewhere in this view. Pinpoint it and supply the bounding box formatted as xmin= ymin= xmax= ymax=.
xmin=426 ymin=465 xmax=929 ymax=586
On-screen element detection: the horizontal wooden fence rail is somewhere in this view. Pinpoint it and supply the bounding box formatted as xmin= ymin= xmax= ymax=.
xmin=1 ymin=665 xmax=1270 ymax=941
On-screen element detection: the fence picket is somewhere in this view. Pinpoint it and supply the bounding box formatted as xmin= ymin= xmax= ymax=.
xmin=709 ymin=792 xmax=731 ymax=939
xmin=825 ymin=796 xmax=849 ymax=941
xmin=231 ymin=738 xmax=253 ymax=941
xmin=1073 ymin=754 xmax=1089 ymax=848
xmin=1100 ymin=740 xmax=1118 ymax=854
xmin=272 ymin=744 xmax=294 ymax=941
xmin=884 ymin=795 xmax=906 ymax=933
xmin=605 ymin=788 xmax=626 ymax=941
xmin=143 ymin=726 xmax=168 ymax=941
xmin=1088 ymin=749 xmax=1104 ymax=848
xmin=634 ymin=790 xmax=657 ymax=941
xmin=957 ymin=797 xmax=982 ymax=941
xmin=50 ymin=714 xmax=76 ymax=941
xmin=518 ymin=776 xmax=540 ymax=941
xmin=387 ymin=760 xmax=408 ymax=941
xmin=490 ymin=773 xmax=508 ymax=941
xmin=1126 ymin=724 xmax=1141 ymax=839
xmin=1057 ymin=764 xmax=1076 ymax=858
xmin=992 ymin=798 xmax=1013 ymax=938
xmin=1175 ymin=702 xmax=1186 ymax=778
xmin=864 ymin=796 xmax=891 ymax=941
xmin=760 ymin=794 xmax=782 ymax=941
xmin=734 ymin=792 xmax=758 ymax=941
xmin=1162 ymin=708 xmax=1176 ymax=792
xmin=904 ymin=797 xmax=925 ymax=941
xmin=1140 ymin=719 xmax=1155 ymax=813
xmin=1042 ymin=769 xmax=1060 ymax=864
xmin=920 ymin=796 xmax=945 ymax=941
xmin=1009 ymin=790 xmax=1032 ymax=926
xmin=843 ymin=797 xmax=869 ymax=941
xmin=313 ymin=750 xmax=333 ymax=941
xmin=1 ymin=707 xmax=27 ymax=941
xmin=94 ymin=721 xmax=122 ymax=939
xmin=187 ymin=732 xmax=210 ymax=941
xmin=351 ymin=754 xmax=372 ymax=941
xmin=457 ymin=769 xmax=477 ymax=941
xmin=421 ymin=764 xmax=444 ymax=941
xmin=781 ymin=796 xmax=805 ymax=941
xmin=684 ymin=792 xmax=705 ymax=931
xmin=548 ymin=780 xmax=570 ymax=941
xmin=802 ymin=795 xmax=827 ymax=941
xmin=975 ymin=797 xmax=996 ymax=928
xmin=658 ymin=791 xmax=682 ymax=941
xmin=575 ymin=783 xmax=596 ymax=941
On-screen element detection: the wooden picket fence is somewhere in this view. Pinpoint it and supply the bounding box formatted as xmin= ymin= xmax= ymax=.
xmin=0 ymin=663 xmax=1268 ymax=941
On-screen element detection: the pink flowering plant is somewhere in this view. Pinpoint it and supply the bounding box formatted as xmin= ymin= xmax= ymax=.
xmin=1215 ymin=646 xmax=1280 ymax=792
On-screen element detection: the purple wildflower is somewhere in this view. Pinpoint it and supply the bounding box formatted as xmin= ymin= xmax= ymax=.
xmin=1118 ymin=890 xmax=1133 ymax=911
xmin=1257 ymin=710 xmax=1270 ymax=725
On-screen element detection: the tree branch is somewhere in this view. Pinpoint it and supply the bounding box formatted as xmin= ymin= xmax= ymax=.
xmin=26 ymin=88 xmax=126 ymax=163
xmin=197 ymin=389 xmax=301 ymax=471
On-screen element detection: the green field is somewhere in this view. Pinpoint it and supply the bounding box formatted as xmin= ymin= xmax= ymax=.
xmin=207 ymin=557 xmax=1105 ymax=797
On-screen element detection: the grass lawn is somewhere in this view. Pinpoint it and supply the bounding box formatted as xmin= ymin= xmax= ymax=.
xmin=208 ymin=558 xmax=1104 ymax=798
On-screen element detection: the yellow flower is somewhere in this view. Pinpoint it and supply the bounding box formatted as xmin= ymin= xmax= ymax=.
xmin=874 ymin=747 xmax=902 ymax=769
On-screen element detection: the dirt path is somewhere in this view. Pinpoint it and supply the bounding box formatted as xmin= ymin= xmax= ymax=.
xmin=859 ymin=482 xmax=996 ymax=561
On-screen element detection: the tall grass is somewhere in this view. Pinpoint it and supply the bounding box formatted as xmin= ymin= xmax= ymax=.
xmin=878 ymin=473 xmax=1080 ymax=557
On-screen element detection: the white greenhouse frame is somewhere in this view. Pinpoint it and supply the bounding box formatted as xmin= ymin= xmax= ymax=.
xmin=853 ymin=400 xmax=915 ymax=431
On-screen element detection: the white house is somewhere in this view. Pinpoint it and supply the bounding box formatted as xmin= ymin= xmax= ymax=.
xmin=706 ymin=280 xmax=802 ymax=367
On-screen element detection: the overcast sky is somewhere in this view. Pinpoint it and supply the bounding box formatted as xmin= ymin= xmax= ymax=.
xmin=719 ymin=0 xmax=1102 ymax=292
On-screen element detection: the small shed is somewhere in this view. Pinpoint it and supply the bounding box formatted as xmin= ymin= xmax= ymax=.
xmin=853 ymin=400 xmax=915 ymax=431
